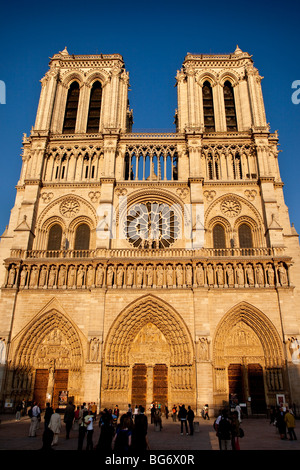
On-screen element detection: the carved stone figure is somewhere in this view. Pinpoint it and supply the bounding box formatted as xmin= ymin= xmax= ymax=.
xmin=7 ymin=265 xmax=16 ymax=287
xmin=126 ymin=265 xmax=134 ymax=286
xmin=246 ymin=264 xmax=254 ymax=286
xmin=216 ymin=265 xmax=224 ymax=286
xmin=136 ymin=265 xmax=143 ymax=286
xmin=77 ymin=265 xmax=85 ymax=287
xmin=67 ymin=265 xmax=76 ymax=288
xmin=186 ymin=265 xmax=193 ymax=286
xmin=207 ymin=264 xmax=214 ymax=286
xmin=278 ymin=262 xmax=288 ymax=286
xmin=58 ymin=265 xmax=66 ymax=287
xmin=236 ymin=264 xmax=244 ymax=286
xmin=226 ymin=264 xmax=234 ymax=287
xmin=39 ymin=265 xmax=48 ymax=287
xmin=116 ymin=265 xmax=124 ymax=287
xmin=107 ymin=266 xmax=114 ymax=287
xmin=86 ymin=265 xmax=94 ymax=287
xmin=48 ymin=266 xmax=57 ymax=288
xmin=146 ymin=265 xmax=153 ymax=287
xmin=176 ymin=264 xmax=183 ymax=286
xmin=266 ymin=264 xmax=275 ymax=286
xmin=96 ymin=264 xmax=104 ymax=287
xmin=156 ymin=265 xmax=164 ymax=286
xmin=195 ymin=263 xmax=204 ymax=286
xmin=256 ymin=264 xmax=264 ymax=286
xmin=166 ymin=265 xmax=173 ymax=286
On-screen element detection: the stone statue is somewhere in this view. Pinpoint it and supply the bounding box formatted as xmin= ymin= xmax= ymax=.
xmin=96 ymin=264 xmax=104 ymax=287
xmin=86 ymin=265 xmax=94 ymax=287
xmin=278 ymin=262 xmax=288 ymax=286
xmin=186 ymin=265 xmax=193 ymax=286
xmin=176 ymin=264 xmax=183 ymax=286
xmin=246 ymin=264 xmax=254 ymax=286
xmin=126 ymin=265 xmax=134 ymax=286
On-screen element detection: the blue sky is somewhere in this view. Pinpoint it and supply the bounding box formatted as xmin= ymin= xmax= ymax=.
xmin=0 ymin=0 xmax=299 ymax=236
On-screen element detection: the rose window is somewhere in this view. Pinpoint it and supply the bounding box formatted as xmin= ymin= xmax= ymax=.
xmin=125 ymin=201 xmax=180 ymax=248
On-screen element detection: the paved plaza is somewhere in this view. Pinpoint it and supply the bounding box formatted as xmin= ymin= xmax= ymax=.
xmin=0 ymin=412 xmax=299 ymax=452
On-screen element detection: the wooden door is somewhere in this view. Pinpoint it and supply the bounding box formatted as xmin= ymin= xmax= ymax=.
xmin=33 ymin=369 xmax=49 ymax=408
xmin=153 ymin=364 xmax=168 ymax=407
xmin=248 ymin=364 xmax=266 ymax=414
xmin=52 ymin=369 xmax=69 ymax=409
xmin=131 ymin=364 xmax=147 ymax=408
xmin=228 ymin=364 xmax=243 ymax=404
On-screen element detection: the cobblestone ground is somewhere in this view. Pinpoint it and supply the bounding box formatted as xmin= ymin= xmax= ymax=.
xmin=0 ymin=413 xmax=299 ymax=452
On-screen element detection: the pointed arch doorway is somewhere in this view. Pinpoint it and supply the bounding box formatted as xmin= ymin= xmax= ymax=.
xmin=102 ymin=295 xmax=195 ymax=411
xmin=213 ymin=302 xmax=285 ymax=415
xmin=11 ymin=309 xmax=84 ymax=408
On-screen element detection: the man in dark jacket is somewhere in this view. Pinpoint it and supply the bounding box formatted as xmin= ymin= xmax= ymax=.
xmin=178 ymin=404 xmax=188 ymax=435
xmin=64 ymin=401 xmax=75 ymax=439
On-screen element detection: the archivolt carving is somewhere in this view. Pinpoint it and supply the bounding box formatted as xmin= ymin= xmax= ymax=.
xmin=213 ymin=302 xmax=283 ymax=368
xmin=13 ymin=309 xmax=84 ymax=371
xmin=104 ymin=295 xmax=194 ymax=367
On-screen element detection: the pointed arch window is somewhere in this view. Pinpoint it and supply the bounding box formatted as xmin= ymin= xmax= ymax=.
xmin=213 ymin=224 xmax=226 ymax=249
xmin=74 ymin=223 xmax=90 ymax=250
xmin=87 ymin=81 xmax=102 ymax=133
xmin=238 ymin=223 xmax=253 ymax=248
xmin=63 ymin=81 xmax=80 ymax=134
xmin=202 ymin=81 xmax=215 ymax=132
xmin=224 ymin=81 xmax=237 ymax=131
xmin=47 ymin=224 xmax=63 ymax=251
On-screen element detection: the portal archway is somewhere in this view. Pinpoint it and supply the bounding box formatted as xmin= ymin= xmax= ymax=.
xmin=10 ymin=309 xmax=84 ymax=408
xmin=213 ymin=302 xmax=285 ymax=412
xmin=102 ymin=295 xmax=195 ymax=410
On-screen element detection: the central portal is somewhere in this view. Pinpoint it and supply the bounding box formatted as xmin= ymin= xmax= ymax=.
xmin=131 ymin=363 xmax=168 ymax=408
xmin=130 ymin=323 xmax=170 ymax=408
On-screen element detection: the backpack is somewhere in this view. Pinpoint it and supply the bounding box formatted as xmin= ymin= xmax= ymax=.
xmin=217 ymin=417 xmax=231 ymax=439
xmin=28 ymin=408 xmax=33 ymax=418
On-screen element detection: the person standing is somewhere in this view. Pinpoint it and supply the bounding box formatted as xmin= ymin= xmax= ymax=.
xmin=178 ymin=404 xmax=188 ymax=435
xmin=132 ymin=406 xmax=150 ymax=451
xmin=230 ymin=411 xmax=241 ymax=450
xmin=172 ymin=405 xmax=177 ymax=422
xmin=97 ymin=411 xmax=115 ymax=452
xmin=165 ymin=405 xmax=169 ymax=419
xmin=217 ymin=410 xmax=232 ymax=450
xmin=48 ymin=408 xmax=62 ymax=446
xmin=85 ymin=410 xmax=94 ymax=450
xmin=284 ymin=408 xmax=297 ymax=441
xmin=15 ymin=403 xmax=22 ymax=421
xmin=44 ymin=402 xmax=54 ymax=429
xmin=187 ymin=406 xmax=194 ymax=436
xmin=28 ymin=402 xmax=41 ymax=437
xmin=77 ymin=407 xmax=89 ymax=450
xmin=64 ymin=401 xmax=75 ymax=439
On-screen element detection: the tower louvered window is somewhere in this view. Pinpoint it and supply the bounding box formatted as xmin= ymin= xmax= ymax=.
xmin=47 ymin=224 xmax=62 ymax=251
xmin=203 ymin=81 xmax=215 ymax=132
xmin=74 ymin=224 xmax=90 ymax=250
xmin=213 ymin=224 xmax=226 ymax=249
xmin=224 ymin=81 xmax=237 ymax=131
xmin=238 ymin=224 xmax=253 ymax=248
xmin=87 ymin=81 xmax=102 ymax=133
xmin=62 ymin=81 xmax=80 ymax=134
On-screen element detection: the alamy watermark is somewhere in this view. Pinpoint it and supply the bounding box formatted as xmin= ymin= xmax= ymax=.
xmin=291 ymin=80 xmax=300 ymax=104
xmin=0 ymin=80 xmax=6 ymax=104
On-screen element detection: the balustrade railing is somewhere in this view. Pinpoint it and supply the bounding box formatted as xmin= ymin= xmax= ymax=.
xmin=9 ymin=246 xmax=286 ymax=260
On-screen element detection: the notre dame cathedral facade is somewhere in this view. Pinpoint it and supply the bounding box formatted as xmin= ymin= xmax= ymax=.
xmin=0 ymin=46 xmax=299 ymax=417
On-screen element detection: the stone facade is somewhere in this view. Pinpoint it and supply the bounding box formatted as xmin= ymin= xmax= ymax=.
xmin=0 ymin=46 xmax=300 ymax=416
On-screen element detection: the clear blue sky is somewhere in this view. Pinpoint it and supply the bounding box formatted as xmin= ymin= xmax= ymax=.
xmin=0 ymin=0 xmax=299 ymax=236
